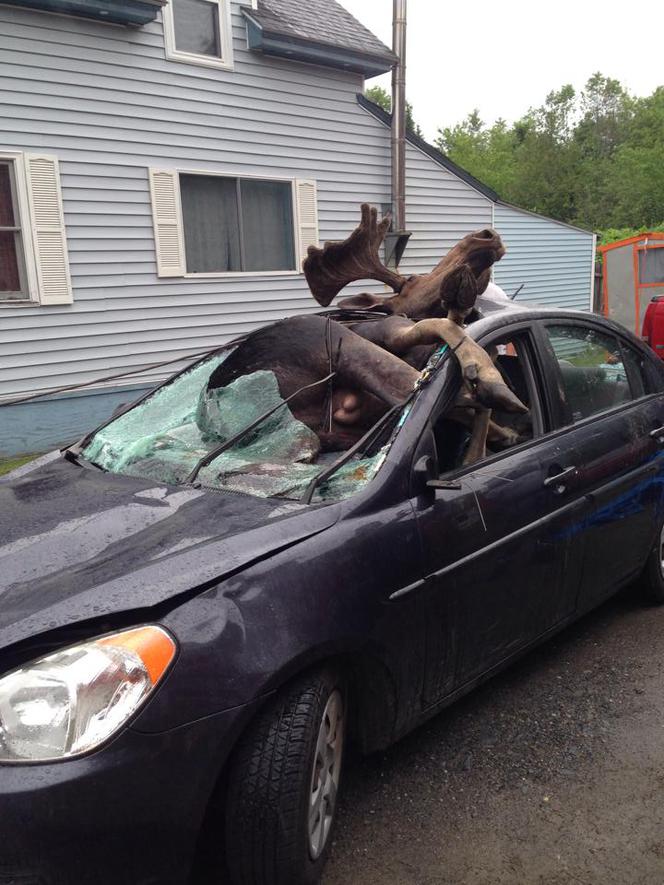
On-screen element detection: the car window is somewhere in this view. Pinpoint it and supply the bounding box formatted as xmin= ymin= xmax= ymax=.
xmin=619 ymin=341 xmax=650 ymax=398
xmin=544 ymin=325 xmax=632 ymax=423
xmin=434 ymin=333 xmax=537 ymax=473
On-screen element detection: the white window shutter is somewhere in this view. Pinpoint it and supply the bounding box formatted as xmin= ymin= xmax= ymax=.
xmin=24 ymin=154 xmax=73 ymax=305
xmin=295 ymin=179 xmax=319 ymax=270
xmin=149 ymin=168 xmax=186 ymax=277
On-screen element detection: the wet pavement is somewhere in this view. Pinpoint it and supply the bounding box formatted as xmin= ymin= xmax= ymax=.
xmin=323 ymin=587 xmax=664 ymax=885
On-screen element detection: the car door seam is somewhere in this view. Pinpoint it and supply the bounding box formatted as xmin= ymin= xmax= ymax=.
xmin=390 ymin=498 xmax=585 ymax=601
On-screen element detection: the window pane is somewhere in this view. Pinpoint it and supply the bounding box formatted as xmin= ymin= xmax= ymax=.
xmin=620 ymin=344 xmax=648 ymax=398
xmin=546 ymin=325 xmax=632 ymax=422
xmin=180 ymin=174 xmax=241 ymax=273
xmin=240 ymin=179 xmax=295 ymax=272
xmin=172 ymin=0 xmax=221 ymax=57
xmin=0 ymin=231 xmax=21 ymax=294
xmin=639 ymin=249 xmax=664 ymax=285
xmin=0 ymin=164 xmax=16 ymax=227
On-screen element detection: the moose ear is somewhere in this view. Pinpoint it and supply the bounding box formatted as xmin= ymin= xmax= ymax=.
xmin=337 ymin=292 xmax=391 ymax=310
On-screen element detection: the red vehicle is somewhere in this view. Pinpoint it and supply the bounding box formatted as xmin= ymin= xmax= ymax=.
xmin=642 ymin=296 xmax=664 ymax=359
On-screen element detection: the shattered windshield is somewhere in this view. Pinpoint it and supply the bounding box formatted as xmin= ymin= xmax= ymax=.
xmin=81 ymin=348 xmax=413 ymax=503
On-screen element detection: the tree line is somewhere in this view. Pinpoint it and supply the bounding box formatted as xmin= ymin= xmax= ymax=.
xmin=367 ymin=76 xmax=664 ymax=245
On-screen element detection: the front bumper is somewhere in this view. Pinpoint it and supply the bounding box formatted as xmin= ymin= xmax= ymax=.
xmin=0 ymin=705 xmax=249 ymax=885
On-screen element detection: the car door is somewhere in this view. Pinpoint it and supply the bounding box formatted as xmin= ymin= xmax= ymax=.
xmin=537 ymin=319 xmax=664 ymax=613
xmin=413 ymin=323 xmax=587 ymax=707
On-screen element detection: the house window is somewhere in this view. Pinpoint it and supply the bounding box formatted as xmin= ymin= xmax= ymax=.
xmin=163 ymin=0 xmax=233 ymax=70
xmin=179 ymin=174 xmax=296 ymax=273
xmin=0 ymin=161 xmax=28 ymax=300
xmin=639 ymin=248 xmax=664 ymax=285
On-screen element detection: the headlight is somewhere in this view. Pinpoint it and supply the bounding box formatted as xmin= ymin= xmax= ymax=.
xmin=0 ymin=626 xmax=176 ymax=763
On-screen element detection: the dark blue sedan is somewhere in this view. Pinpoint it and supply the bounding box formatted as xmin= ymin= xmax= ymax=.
xmin=1 ymin=308 xmax=664 ymax=885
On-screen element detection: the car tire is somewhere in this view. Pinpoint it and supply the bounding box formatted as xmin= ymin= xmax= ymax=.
xmin=640 ymin=521 xmax=664 ymax=604
xmin=224 ymin=667 xmax=346 ymax=885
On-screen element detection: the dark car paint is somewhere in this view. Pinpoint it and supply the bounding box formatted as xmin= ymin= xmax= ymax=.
xmin=0 ymin=460 xmax=341 ymax=653
xmin=2 ymin=308 xmax=664 ymax=885
xmin=1 ymin=703 xmax=261 ymax=885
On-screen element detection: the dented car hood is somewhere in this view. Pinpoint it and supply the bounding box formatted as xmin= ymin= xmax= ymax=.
xmin=0 ymin=455 xmax=340 ymax=651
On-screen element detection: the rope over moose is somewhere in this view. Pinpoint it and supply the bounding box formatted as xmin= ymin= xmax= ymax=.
xmin=208 ymin=204 xmax=527 ymax=464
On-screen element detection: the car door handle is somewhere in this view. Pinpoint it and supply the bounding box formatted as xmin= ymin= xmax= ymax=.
xmin=543 ymin=466 xmax=578 ymax=491
xmin=649 ymin=426 xmax=664 ymax=443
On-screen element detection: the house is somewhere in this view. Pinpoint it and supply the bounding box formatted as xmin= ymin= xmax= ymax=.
xmin=0 ymin=0 xmax=596 ymax=456
xmin=598 ymin=232 xmax=664 ymax=335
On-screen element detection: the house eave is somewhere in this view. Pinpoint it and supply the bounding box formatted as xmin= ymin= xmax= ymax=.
xmin=243 ymin=10 xmax=396 ymax=77
xmin=356 ymin=93 xmax=499 ymax=202
xmin=0 ymin=0 xmax=166 ymax=26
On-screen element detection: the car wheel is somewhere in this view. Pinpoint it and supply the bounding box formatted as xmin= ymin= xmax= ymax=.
xmin=224 ymin=667 xmax=346 ymax=885
xmin=640 ymin=521 xmax=664 ymax=604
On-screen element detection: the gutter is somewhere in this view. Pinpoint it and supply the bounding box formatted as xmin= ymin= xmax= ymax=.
xmin=0 ymin=0 xmax=166 ymax=26
xmin=243 ymin=9 xmax=396 ymax=77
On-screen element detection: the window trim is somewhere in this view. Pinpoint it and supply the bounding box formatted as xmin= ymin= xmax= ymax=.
xmin=163 ymin=0 xmax=234 ymax=71
xmin=178 ymin=170 xmax=300 ymax=276
xmin=0 ymin=151 xmax=38 ymax=306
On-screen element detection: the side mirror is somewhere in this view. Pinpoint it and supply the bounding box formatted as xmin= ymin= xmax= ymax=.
xmin=413 ymin=455 xmax=463 ymax=494
xmin=412 ymin=455 xmax=435 ymax=495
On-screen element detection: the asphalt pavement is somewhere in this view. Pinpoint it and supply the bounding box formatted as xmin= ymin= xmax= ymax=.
xmin=323 ymin=586 xmax=664 ymax=885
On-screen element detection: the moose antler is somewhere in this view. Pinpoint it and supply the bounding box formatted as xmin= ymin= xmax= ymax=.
xmin=304 ymin=203 xmax=407 ymax=307
xmin=305 ymin=204 xmax=506 ymax=321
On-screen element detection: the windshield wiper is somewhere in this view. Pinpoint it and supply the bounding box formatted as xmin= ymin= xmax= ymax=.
xmin=299 ymin=397 xmax=413 ymax=505
xmin=63 ymin=449 xmax=106 ymax=471
xmin=300 ymin=343 xmax=451 ymax=504
xmin=186 ymin=371 xmax=337 ymax=486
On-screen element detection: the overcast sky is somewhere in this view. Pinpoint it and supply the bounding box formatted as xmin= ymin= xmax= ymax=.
xmin=340 ymin=0 xmax=664 ymax=143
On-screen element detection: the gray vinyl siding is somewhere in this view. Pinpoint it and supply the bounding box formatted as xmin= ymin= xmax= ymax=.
xmin=493 ymin=203 xmax=594 ymax=310
xmin=398 ymin=142 xmax=492 ymax=277
xmin=0 ymin=2 xmax=494 ymax=403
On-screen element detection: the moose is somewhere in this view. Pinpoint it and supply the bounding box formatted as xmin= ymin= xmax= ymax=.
xmin=208 ymin=204 xmax=528 ymax=464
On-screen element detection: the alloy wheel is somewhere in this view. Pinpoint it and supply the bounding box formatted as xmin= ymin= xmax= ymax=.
xmin=307 ymin=688 xmax=344 ymax=860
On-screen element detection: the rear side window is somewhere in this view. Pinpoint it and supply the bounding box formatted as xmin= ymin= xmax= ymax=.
xmin=545 ymin=325 xmax=632 ymax=422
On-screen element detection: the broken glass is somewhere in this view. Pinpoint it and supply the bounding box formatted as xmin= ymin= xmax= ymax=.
xmin=80 ymin=351 xmax=399 ymax=502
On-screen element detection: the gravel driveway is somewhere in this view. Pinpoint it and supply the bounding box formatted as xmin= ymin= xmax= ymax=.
xmin=323 ymin=587 xmax=664 ymax=885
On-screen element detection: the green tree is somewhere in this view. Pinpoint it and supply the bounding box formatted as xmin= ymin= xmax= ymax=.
xmin=365 ymin=85 xmax=423 ymax=137
xmin=508 ymin=86 xmax=580 ymax=221
xmin=435 ymin=75 xmax=664 ymax=232
xmin=436 ymin=111 xmax=517 ymax=197
xmin=609 ymin=87 xmax=664 ymax=226
xmin=573 ymin=74 xmax=632 ymax=228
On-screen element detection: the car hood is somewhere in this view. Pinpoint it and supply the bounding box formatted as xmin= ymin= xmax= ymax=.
xmin=0 ymin=455 xmax=340 ymax=651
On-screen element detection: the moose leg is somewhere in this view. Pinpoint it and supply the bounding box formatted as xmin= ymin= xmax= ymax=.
xmin=463 ymin=408 xmax=491 ymax=465
xmin=447 ymin=407 xmax=521 ymax=448
xmin=385 ymin=318 xmax=528 ymax=415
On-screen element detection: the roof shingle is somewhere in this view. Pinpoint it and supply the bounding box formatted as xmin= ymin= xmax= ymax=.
xmin=250 ymin=0 xmax=396 ymax=64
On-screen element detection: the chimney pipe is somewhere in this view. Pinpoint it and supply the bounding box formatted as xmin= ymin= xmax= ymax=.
xmin=385 ymin=0 xmax=410 ymax=269
xmin=391 ymin=0 xmax=407 ymax=233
